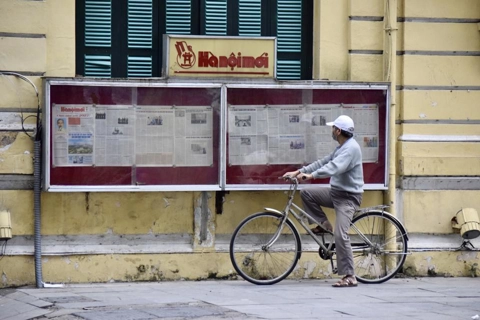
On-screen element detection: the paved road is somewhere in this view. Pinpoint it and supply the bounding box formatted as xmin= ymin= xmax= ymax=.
xmin=1 ymin=277 xmax=479 ymax=319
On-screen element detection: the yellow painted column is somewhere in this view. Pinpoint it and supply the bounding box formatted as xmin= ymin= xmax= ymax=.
xmin=319 ymin=0 xmax=349 ymax=80
xmin=312 ymin=1 xmax=321 ymax=79
xmin=383 ymin=0 xmax=399 ymax=270
xmin=383 ymin=0 xmax=397 ymax=213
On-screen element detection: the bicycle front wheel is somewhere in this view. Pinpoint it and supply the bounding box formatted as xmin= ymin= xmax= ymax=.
xmin=349 ymin=211 xmax=408 ymax=284
xmin=229 ymin=212 xmax=301 ymax=285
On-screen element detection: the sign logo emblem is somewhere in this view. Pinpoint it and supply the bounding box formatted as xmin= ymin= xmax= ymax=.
xmin=168 ymin=36 xmax=274 ymax=77
xmin=175 ymin=41 xmax=196 ymax=69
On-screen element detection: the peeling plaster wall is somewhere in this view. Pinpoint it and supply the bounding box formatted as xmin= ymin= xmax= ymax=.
xmin=403 ymin=252 xmax=480 ymax=278
xmin=0 ymin=133 xmax=33 ymax=174
xmin=193 ymin=192 xmax=215 ymax=249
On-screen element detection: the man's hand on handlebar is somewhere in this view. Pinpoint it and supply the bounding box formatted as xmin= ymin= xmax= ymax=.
xmin=298 ymin=173 xmax=313 ymax=181
xmin=282 ymin=170 xmax=300 ymax=180
xmin=282 ymin=170 xmax=313 ymax=181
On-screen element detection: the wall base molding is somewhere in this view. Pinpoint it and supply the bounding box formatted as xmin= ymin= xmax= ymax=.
xmin=3 ymin=233 xmax=479 ymax=256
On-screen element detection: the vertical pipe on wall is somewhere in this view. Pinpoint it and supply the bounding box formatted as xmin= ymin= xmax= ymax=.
xmin=34 ymin=140 xmax=44 ymax=288
xmin=384 ymin=0 xmax=397 ymax=216
xmin=0 ymin=72 xmax=44 ymax=287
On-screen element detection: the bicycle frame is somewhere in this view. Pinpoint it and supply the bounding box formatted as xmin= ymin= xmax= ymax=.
xmin=263 ymin=178 xmax=407 ymax=256
xmin=263 ymin=178 xmax=336 ymax=254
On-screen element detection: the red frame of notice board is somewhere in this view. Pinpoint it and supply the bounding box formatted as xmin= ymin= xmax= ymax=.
xmin=225 ymin=86 xmax=388 ymax=188
xmin=44 ymin=79 xmax=389 ymax=191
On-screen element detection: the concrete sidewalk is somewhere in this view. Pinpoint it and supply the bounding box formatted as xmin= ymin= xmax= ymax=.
xmin=1 ymin=277 xmax=479 ymax=320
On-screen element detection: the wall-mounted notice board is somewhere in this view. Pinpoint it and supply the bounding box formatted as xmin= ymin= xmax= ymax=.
xmin=44 ymin=79 xmax=222 ymax=191
xmin=44 ymin=79 xmax=389 ymax=192
xmin=224 ymin=84 xmax=389 ymax=190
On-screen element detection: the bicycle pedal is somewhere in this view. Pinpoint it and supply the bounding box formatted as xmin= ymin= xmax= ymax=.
xmin=332 ymin=268 xmax=338 ymax=274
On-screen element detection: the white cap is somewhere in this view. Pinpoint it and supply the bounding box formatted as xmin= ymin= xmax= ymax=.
xmin=326 ymin=115 xmax=355 ymax=134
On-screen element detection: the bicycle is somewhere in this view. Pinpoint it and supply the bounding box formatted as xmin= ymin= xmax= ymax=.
xmin=229 ymin=177 xmax=409 ymax=285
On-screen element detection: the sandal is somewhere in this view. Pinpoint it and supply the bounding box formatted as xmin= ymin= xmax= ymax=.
xmin=310 ymin=221 xmax=333 ymax=234
xmin=332 ymin=275 xmax=358 ymax=288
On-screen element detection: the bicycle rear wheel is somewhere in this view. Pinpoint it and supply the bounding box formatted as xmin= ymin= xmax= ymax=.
xmin=229 ymin=212 xmax=301 ymax=285
xmin=349 ymin=211 xmax=408 ymax=284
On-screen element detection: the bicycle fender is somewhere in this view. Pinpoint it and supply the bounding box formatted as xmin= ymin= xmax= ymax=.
xmin=365 ymin=210 xmax=409 ymax=241
xmin=263 ymin=207 xmax=283 ymax=215
xmin=263 ymin=207 xmax=300 ymax=234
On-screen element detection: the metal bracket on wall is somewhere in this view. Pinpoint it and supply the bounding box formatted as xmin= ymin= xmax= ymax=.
xmin=215 ymin=191 xmax=229 ymax=214
xmin=458 ymin=240 xmax=475 ymax=251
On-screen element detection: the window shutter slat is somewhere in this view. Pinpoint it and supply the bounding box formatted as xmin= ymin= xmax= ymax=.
xmin=128 ymin=56 xmax=152 ymax=77
xmin=128 ymin=0 xmax=152 ymax=49
xmin=205 ymin=0 xmax=227 ymax=35
xmin=238 ymin=0 xmax=261 ymax=36
xmin=85 ymin=0 xmax=112 ymax=47
xmin=277 ymin=60 xmax=301 ymax=80
xmin=166 ymin=0 xmax=191 ymax=34
xmin=85 ymin=55 xmax=111 ymax=77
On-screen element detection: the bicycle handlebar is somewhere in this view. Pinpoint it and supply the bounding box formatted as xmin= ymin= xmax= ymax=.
xmin=279 ymin=175 xmax=306 ymax=183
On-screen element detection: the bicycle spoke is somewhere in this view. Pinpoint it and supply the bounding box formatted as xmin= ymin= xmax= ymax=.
xmin=266 ymin=253 xmax=288 ymax=278
xmin=380 ymin=233 xmax=407 ymax=249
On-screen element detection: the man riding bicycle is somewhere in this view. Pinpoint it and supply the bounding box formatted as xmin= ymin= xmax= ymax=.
xmin=283 ymin=115 xmax=364 ymax=287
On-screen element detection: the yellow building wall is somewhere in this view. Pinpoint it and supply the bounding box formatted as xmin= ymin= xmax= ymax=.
xmin=2 ymin=251 xmax=478 ymax=288
xmin=0 ymin=0 xmax=479 ymax=287
xmin=398 ymin=0 xmax=480 ymax=275
xmin=403 ymin=0 xmax=480 ymax=18
xmin=39 ymin=192 xmax=194 ymax=235
xmin=317 ymin=0 xmax=349 ymax=80
xmin=403 ymin=190 xmax=480 ymax=234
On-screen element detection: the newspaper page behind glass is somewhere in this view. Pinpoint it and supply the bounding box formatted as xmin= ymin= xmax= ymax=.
xmin=228 ymin=103 xmax=380 ymax=166
xmin=228 ymin=105 xmax=268 ymax=165
xmin=135 ymin=106 xmax=213 ymax=167
xmin=305 ymin=105 xmax=338 ymax=163
xmin=176 ymin=107 xmax=213 ymax=167
xmin=135 ymin=106 xmax=175 ymax=166
xmin=52 ymin=104 xmax=94 ymax=166
xmin=268 ymin=105 xmax=306 ymax=164
xmin=339 ymin=104 xmax=379 ymax=163
xmin=94 ymin=105 xmax=135 ymax=166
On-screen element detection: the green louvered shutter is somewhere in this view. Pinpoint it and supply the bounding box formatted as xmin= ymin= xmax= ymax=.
xmin=276 ymin=0 xmax=302 ymax=79
xmin=84 ymin=0 xmax=111 ymax=77
xmin=205 ymin=0 xmax=227 ymax=35
xmin=128 ymin=0 xmax=152 ymax=49
xmin=166 ymin=0 xmax=191 ymax=34
xmin=238 ymin=0 xmax=261 ymax=36
xmin=85 ymin=0 xmax=111 ymax=47
xmin=128 ymin=0 xmax=152 ymax=77
xmin=78 ymin=0 xmax=310 ymax=78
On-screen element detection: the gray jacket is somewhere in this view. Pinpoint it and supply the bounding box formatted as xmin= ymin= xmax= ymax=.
xmin=299 ymin=138 xmax=364 ymax=193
